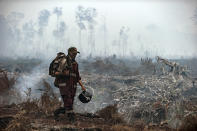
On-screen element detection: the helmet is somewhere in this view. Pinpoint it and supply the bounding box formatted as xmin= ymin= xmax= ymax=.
xmin=78 ymin=91 xmax=92 ymax=103
xmin=68 ymin=47 xmax=80 ymax=54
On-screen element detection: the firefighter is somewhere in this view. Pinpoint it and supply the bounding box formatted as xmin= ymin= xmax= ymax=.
xmin=50 ymin=47 xmax=86 ymax=120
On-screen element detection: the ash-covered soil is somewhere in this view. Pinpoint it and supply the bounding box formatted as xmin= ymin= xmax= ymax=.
xmin=0 ymin=57 xmax=197 ymax=131
xmin=0 ymin=104 xmax=175 ymax=131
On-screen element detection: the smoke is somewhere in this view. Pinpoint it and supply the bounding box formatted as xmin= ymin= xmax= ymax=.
xmin=0 ymin=1 xmax=197 ymax=59
xmin=76 ymin=6 xmax=87 ymax=30
xmin=53 ymin=7 xmax=62 ymax=18
xmin=38 ymin=9 xmax=51 ymax=27
xmin=77 ymin=22 xmax=86 ymax=30
xmin=0 ymin=13 xmax=24 ymax=58
xmin=0 ymin=15 xmax=10 ymax=52
xmin=7 ymin=12 xmax=24 ymax=27
xmin=76 ymin=10 xmax=85 ymax=30
xmin=75 ymin=6 xmax=98 ymax=55
xmin=73 ymin=74 xmax=114 ymax=114
xmin=75 ymin=6 xmax=97 ymax=30
xmin=119 ymin=26 xmax=129 ymax=42
xmin=192 ymin=8 xmax=197 ymax=24
xmin=14 ymin=62 xmax=51 ymax=99
xmin=53 ymin=21 xmax=67 ymax=38
xmin=119 ymin=26 xmax=130 ymax=57
xmin=38 ymin=9 xmax=51 ymax=35
xmin=100 ymin=15 xmax=108 ymax=56
xmin=22 ymin=21 xmax=37 ymax=41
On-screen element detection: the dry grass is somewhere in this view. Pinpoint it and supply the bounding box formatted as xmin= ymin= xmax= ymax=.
xmin=179 ymin=114 xmax=197 ymax=131
xmin=39 ymin=80 xmax=61 ymax=115
xmin=18 ymin=80 xmax=61 ymax=116
xmin=18 ymin=88 xmax=40 ymax=114
xmin=40 ymin=92 xmax=61 ymax=115
xmin=5 ymin=110 xmax=32 ymax=131
xmin=19 ymin=98 xmax=40 ymax=114
xmin=110 ymin=125 xmax=134 ymax=131
xmin=0 ymin=70 xmax=19 ymax=105
xmin=96 ymin=104 xmax=125 ymax=125
xmin=4 ymin=79 xmax=61 ymax=130
xmin=133 ymin=120 xmax=145 ymax=131
xmin=0 ymin=70 xmax=17 ymax=93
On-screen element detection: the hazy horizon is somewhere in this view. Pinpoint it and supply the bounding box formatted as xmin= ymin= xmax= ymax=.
xmin=0 ymin=0 xmax=197 ymax=60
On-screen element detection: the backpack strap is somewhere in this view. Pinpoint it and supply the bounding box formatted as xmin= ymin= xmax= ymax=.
xmin=66 ymin=55 xmax=72 ymax=71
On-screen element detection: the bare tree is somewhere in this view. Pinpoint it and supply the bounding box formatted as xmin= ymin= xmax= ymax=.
xmin=53 ymin=7 xmax=63 ymax=52
xmin=53 ymin=7 xmax=62 ymax=31
xmin=37 ymin=9 xmax=51 ymax=57
xmin=75 ymin=6 xmax=97 ymax=56
xmin=6 ymin=12 xmax=24 ymax=56
xmin=119 ymin=26 xmax=129 ymax=57
xmin=53 ymin=21 xmax=67 ymax=51
xmin=22 ymin=20 xmax=37 ymax=56
xmin=101 ymin=15 xmax=107 ymax=57
xmin=38 ymin=9 xmax=50 ymax=35
xmin=192 ymin=8 xmax=197 ymax=24
xmin=76 ymin=6 xmax=86 ymax=53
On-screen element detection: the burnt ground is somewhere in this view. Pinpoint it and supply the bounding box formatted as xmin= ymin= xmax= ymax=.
xmin=0 ymin=104 xmax=176 ymax=131
xmin=1 ymin=57 xmax=197 ymax=131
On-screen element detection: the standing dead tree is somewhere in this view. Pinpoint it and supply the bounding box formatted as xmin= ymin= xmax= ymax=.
xmin=75 ymin=6 xmax=97 ymax=56
xmin=119 ymin=26 xmax=129 ymax=57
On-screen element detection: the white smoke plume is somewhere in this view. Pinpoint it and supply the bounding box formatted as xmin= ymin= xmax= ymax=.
xmin=38 ymin=9 xmax=51 ymax=35
xmin=0 ymin=1 xmax=197 ymax=59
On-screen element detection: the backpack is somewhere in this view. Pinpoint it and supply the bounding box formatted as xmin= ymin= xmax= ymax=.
xmin=49 ymin=52 xmax=68 ymax=87
xmin=49 ymin=52 xmax=66 ymax=77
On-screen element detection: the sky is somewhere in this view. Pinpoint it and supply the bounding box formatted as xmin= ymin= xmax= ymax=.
xmin=0 ymin=0 xmax=197 ymax=59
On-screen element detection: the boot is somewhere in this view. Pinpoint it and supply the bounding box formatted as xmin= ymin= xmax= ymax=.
xmin=54 ymin=107 xmax=65 ymax=120
xmin=67 ymin=111 xmax=75 ymax=122
xmin=65 ymin=107 xmax=75 ymax=122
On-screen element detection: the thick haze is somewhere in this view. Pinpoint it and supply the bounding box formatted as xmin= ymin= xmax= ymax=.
xmin=0 ymin=0 xmax=197 ymax=59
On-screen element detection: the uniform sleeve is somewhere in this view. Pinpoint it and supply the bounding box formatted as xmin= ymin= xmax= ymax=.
xmin=76 ymin=63 xmax=81 ymax=82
